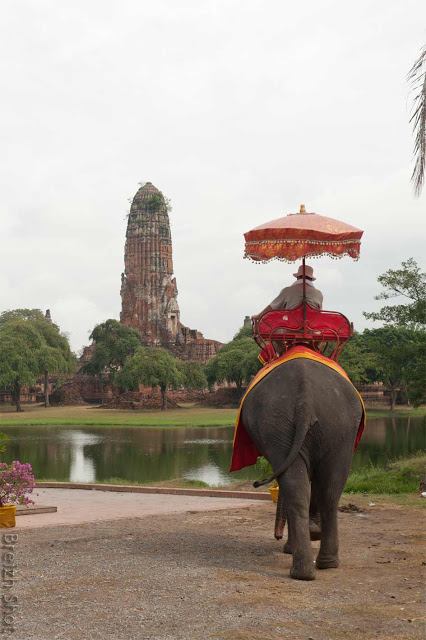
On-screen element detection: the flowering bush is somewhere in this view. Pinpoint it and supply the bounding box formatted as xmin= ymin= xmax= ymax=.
xmin=0 ymin=461 xmax=36 ymax=507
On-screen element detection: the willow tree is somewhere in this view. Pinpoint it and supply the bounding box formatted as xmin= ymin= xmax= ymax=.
xmin=32 ymin=316 xmax=75 ymax=406
xmin=0 ymin=310 xmax=75 ymax=410
xmin=0 ymin=321 xmax=42 ymax=412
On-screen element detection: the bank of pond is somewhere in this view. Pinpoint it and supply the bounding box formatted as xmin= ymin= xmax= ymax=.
xmin=0 ymin=414 xmax=424 ymax=492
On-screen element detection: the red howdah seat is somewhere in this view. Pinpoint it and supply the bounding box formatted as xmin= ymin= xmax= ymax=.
xmin=253 ymin=304 xmax=353 ymax=362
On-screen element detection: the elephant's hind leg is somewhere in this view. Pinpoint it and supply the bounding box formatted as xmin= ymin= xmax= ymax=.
xmin=315 ymin=447 xmax=353 ymax=570
xmin=309 ymin=484 xmax=321 ymax=541
xmin=309 ymin=517 xmax=321 ymax=541
xmin=279 ymin=457 xmax=316 ymax=581
xmin=283 ymin=493 xmax=321 ymax=553
xmin=316 ymin=506 xmax=340 ymax=570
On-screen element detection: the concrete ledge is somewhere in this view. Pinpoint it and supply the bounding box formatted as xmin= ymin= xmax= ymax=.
xmin=16 ymin=505 xmax=57 ymax=516
xmin=36 ymin=482 xmax=271 ymax=501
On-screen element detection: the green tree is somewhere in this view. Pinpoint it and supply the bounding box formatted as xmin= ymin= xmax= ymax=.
xmin=178 ymin=361 xmax=207 ymax=391
xmin=361 ymin=259 xmax=426 ymax=408
xmin=233 ymin=325 xmax=253 ymax=340
xmin=32 ymin=316 xmax=75 ymax=407
xmin=82 ymin=320 xmax=141 ymax=402
xmin=0 ymin=310 xmax=75 ymax=410
xmin=0 ymin=321 xmax=41 ymax=412
xmin=116 ymin=347 xmax=183 ymax=410
xmin=363 ymin=258 xmax=425 ymax=328
xmin=82 ymin=319 xmax=142 ymax=404
xmin=84 ymin=320 xmax=142 ymax=374
xmin=362 ymin=327 xmax=425 ymax=411
xmin=204 ymin=327 xmax=261 ymax=395
xmin=338 ymin=331 xmax=379 ymax=385
xmin=408 ymin=45 xmax=426 ymax=196
xmin=0 ymin=309 xmax=46 ymax=324
xmin=402 ymin=333 xmax=426 ymax=407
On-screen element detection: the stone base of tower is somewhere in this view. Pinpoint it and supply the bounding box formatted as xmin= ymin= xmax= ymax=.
xmin=171 ymin=322 xmax=222 ymax=363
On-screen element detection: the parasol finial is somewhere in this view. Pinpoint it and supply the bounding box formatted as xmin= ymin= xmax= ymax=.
xmin=300 ymin=204 xmax=306 ymax=213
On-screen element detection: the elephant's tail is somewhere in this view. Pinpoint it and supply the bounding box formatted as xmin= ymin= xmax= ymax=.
xmin=253 ymin=401 xmax=317 ymax=488
xmin=274 ymin=490 xmax=286 ymax=540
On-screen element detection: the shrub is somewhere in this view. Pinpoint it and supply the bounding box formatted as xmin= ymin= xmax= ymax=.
xmin=0 ymin=461 xmax=36 ymax=507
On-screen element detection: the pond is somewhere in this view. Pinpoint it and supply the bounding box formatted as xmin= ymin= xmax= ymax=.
xmin=1 ymin=416 xmax=424 ymax=486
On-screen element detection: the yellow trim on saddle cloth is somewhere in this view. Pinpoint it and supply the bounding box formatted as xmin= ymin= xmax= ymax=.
xmin=233 ymin=346 xmax=365 ymax=446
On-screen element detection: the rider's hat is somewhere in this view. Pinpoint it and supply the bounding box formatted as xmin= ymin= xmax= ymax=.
xmin=293 ymin=264 xmax=316 ymax=280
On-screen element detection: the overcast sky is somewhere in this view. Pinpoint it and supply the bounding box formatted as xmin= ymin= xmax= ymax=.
xmin=1 ymin=1 xmax=425 ymax=352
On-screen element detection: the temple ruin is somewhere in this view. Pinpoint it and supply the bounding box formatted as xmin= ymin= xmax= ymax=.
xmin=120 ymin=182 xmax=221 ymax=362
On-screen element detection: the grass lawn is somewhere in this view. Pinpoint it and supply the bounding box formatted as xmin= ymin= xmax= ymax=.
xmin=364 ymin=406 xmax=426 ymax=418
xmin=1 ymin=402 xmax=424 ymax=427
xmin=344 ymin=452 xmax=426 ymax=494
xmin=0 ymin=404 xmax=239 ymax=427
xmin=251 ymin=452 xmax=426 ymax=499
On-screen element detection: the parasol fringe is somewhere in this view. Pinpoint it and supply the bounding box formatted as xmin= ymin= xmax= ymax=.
xmin=244 ymin=250 xmax=361 ymax=264
xmin=245 ymin=239 xmax=361 ymax=246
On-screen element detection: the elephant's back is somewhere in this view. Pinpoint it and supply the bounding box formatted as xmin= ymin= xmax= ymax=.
xmin=243 ymin=357 xmax=362 ymax=427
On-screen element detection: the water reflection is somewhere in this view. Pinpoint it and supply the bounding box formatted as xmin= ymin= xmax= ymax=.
xmin=183 ymin=439 xmax=232 ymax=445
xmin=352 ymin=415 xmax=425 ymax=470
xmin=0 ymin=416 xmax=424 ymax=486
xmin=64 ymin=431 xmax=101 ymax=483
xmin=183 ymin=462 xmax=231 ymax=486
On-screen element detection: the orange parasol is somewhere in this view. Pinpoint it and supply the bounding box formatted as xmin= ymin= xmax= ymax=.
xmin=244 ymin=205 xmax=363 ymax=263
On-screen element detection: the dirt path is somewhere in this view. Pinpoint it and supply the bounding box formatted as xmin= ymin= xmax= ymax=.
xmin=8 ymin=501 xmax=425 ymax=639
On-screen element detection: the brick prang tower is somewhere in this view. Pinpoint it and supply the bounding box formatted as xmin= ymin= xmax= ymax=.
xmin=120 ymin=182 xmax=180 ymax=346
xmin=120 ymin=181 xmax=222 ymax=361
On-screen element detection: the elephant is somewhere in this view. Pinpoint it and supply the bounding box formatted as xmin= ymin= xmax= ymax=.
xmin=241 ymin=357 xmax=363 ymax=581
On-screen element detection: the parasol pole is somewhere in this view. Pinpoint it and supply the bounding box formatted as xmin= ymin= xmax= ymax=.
xmin=302 ymin=256 xmax=307 ymax=338
xmin=299 ymin=204 xmax=307 ymax=338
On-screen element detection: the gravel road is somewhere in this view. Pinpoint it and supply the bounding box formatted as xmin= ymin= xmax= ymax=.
xmin=5 ymin=500 xmax=425 ymax=640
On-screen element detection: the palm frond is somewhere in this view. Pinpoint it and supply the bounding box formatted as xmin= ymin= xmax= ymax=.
xmin=408 ymin=46 xmax=426 ymax=197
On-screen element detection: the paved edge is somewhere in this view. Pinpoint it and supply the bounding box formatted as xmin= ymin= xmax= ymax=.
xmin=16 ymin=506 xmax=57 ymax=517
xmin=35 ymin=482 xmax=271 ymax=501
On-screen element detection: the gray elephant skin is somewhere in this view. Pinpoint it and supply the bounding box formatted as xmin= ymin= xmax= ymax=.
xmin=241 ymin=358 xmax=363 ymax=581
